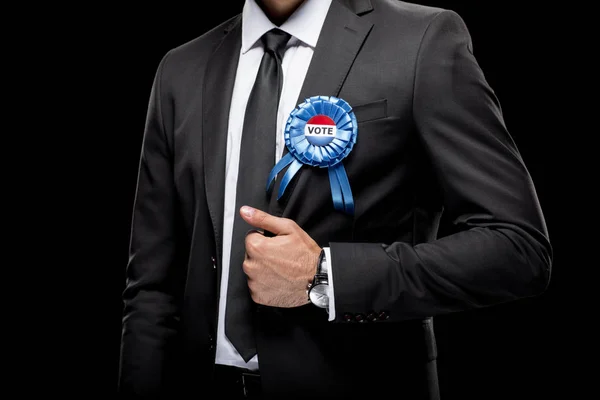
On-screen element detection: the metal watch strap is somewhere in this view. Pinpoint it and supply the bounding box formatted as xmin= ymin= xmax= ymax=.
xmin=307 ymin=249 xmax=329 ymax=306
xmin=316 ymin=249 xmax=325 ymax=275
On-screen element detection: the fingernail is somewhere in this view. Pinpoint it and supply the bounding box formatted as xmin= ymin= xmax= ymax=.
xmin=241 ymin=206 xmax=255 ymax=217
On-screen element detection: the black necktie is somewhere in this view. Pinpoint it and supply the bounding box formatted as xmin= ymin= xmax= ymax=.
xmin=225 ymin=28 xmax=291 ymax=362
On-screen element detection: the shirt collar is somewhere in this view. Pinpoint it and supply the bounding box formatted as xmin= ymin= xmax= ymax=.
xmin=241 ymin=0 xmax=333 ymax=54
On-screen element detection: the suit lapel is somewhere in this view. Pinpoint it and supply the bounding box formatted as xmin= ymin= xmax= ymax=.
xmin=268 ymin=0 xmax=374 ymax=217
xmin=296 ymin=1 xmax=374 ymax=105
xmin=203 ymin=17 xmax=242 ymax=265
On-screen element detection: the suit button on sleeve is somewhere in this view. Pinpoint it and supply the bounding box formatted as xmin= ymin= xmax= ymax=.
xmin=377 ymin=311 xmax=390 ymax=320
xmin=355 ymin=313 xmax=366 ymax=323
xmin=343 ymin=313 xmax=354 ymax=322
xmin=366 ymin=312 xmax=377 ymax=322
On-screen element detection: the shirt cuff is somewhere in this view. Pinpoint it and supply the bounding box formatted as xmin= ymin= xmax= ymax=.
xmin=323 ymin=247 xmax=335 ymax=321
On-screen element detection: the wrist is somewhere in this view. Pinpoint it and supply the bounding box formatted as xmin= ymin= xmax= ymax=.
xmin=306 ymin=248 xmax=322 ymax=284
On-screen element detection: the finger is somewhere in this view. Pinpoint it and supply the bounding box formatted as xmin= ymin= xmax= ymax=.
xmin=245 ymin=230 xmax=265 ymax=257
xmin=242 ymin=258 xmax=253 ymax=276
xmin=240 ymin=206 xmax=295 ymax=235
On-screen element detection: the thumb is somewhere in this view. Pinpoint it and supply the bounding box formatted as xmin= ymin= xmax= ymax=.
xmin=240 ymin=206 xmax=294 ymax=235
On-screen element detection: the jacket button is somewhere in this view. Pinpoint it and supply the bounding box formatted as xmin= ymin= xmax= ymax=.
xmin=211 ymin=256 xmax=217 ymax=269
xmin=355 ymin=313 xmax=365 ymax=323
xmin=343 ymin=313 xmax=354 ymax=322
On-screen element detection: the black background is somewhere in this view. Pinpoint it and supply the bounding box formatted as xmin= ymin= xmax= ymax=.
xmin=69 ymin=1 xmax=576 ymax=398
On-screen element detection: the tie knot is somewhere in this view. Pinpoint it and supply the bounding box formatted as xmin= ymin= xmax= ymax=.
xmin=261 ymin=28 xmax=291 ymax=59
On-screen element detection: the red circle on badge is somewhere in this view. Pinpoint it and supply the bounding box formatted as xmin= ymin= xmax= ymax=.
xmin=307 ymin=115 xmax=335 ymax=125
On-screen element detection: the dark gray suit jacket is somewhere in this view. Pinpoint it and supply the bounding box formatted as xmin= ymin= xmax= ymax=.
xmin=118 ymin=0 xmax=552 ymax=398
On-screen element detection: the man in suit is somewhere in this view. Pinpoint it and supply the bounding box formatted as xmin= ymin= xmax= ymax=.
xmin=118 ymin=0 xmax=552 ymax=398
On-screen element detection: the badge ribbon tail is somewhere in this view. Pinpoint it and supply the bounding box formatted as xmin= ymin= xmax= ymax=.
xmin=266 ymin=152 xmax=295 ymax=194
xmin=266 ymin=153 xmax=354 ymax=215
xmin=328 ymin=163 xmax=354 ymax=215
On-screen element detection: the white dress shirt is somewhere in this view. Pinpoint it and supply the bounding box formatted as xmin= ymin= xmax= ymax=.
xmin=216 ymin=0 xmax=335 ymax=371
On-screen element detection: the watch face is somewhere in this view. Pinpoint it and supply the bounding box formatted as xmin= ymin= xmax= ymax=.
xmin=309 ymin=284 xmax=329 ymax=308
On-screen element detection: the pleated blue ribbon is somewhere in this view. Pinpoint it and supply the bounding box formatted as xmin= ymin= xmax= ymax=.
xmin=266 ymin=95 xmax=358 ymax=215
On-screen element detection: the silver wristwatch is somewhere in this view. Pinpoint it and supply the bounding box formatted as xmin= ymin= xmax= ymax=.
xmin=308 ymin=249 xmax=329 ymax=309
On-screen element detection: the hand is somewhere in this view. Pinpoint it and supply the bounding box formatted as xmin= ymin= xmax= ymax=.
xmin=240 ymin=206 xmax=322 ymax=308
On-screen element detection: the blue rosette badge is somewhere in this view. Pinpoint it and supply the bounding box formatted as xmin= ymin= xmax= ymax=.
xmin=266 ymin=95 xmax=358 ymax=215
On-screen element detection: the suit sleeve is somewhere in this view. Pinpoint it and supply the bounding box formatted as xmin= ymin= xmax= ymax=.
xmin=118 ymin=51 xmax=182 ymax=395
xmin=328 ymin=11 xmax=552 ymax=322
